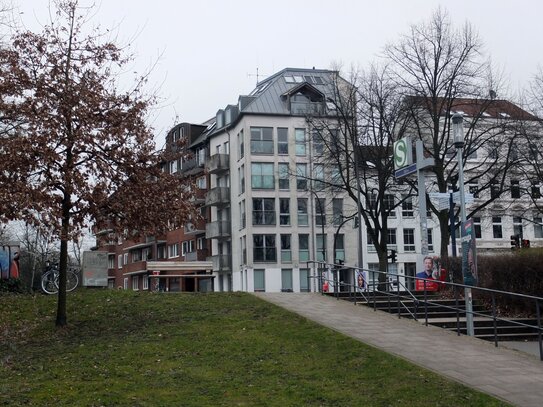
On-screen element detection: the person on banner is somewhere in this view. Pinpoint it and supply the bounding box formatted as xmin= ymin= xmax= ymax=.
xmin=416 ymin=256 xmax=440 ymax=291
xmin=356 ymin=270 xmax=366 ymax=292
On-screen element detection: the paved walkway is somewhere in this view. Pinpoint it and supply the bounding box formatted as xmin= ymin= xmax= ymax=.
xmin=254 ymin=292 xmax=543 ymax=407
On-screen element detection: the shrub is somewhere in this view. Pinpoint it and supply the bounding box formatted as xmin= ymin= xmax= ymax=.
xmin=0 ymin=278 xmax=25 ymax=293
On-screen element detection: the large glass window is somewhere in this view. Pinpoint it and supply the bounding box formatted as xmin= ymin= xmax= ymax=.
xmin=239 ymin=164 xmax=245 ymax=194
xmin=314 ymin=164 xmax=325 ymax=191
xmin=315 ymin=198 xmax=326 ymax=226
xmin=511 ymin=180 xmax=520 ymax=199
xmin=251 ymin=163 xmax=274 ymax=189
xmin=403 ymin=229 xmax=415 ymax=252
xmin=279 ymin=198 xmax=290 ymax=225
xmin=239 ymin=200 xmax=246 ymax=229
xmin=335 ymin=234 xmax=345 ymax=262
xmin=534 ymin=215 xmax=543 ymax=238
xmin=278 ymin=163 xmax=289 ymax=190
xmin=387 ymin=229 xmax=397 ymax=249
xmin=295 ymin=128 xmax=306 ymax=156
xmin=238 ymin=129 xmax=244 ymax=159
xmin=299 ymin=268 xmax=310 ymax=292
xmin=278 ymin=128 xmax=288 ymax=154
xmin=492 ymin=216 xmax=503 ymax=238
xmin=401 ymin=195 xmax=414 ymax=217
xmin=384 ymin=194 xmax=396 ymax=218
xmin=296 ymin=163 xmax=307 ymax=190
xmin=250 ymin=127 xmax=273 ymax=154
xmin=253 ymin=234 xmax=276 ymax=262
xmin=299 ymin=234 xmax=309 ymax=262
xmin=333 ymin=198 xmax=343 ymax=226
xmin=253 ymin=198 xmax=275 ymax=225
xmin=513 ymin=216 xmax=523 ymax=237
xmin=312 ymin=129 xmax=324 ymax=156
xmin=297 ymin=198 xmax=308 ymax=226
xmin=427 ymin=229 xmax=434 ymax=252
xmin=473 ymin=217 xmax=482 ymax=239
xmin=281 ymin=234 xmax=292 ymax=262
xmin=281 ymin=269 xmax=293 ymax=292
xmin=316 ymin=234 xmax=326 ymax=262
xmin=254 ymin=269 xmax=265 ymax=292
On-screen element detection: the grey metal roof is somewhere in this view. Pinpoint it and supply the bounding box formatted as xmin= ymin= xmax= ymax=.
xmin=240 ymin=67 xmax=339 ymax=115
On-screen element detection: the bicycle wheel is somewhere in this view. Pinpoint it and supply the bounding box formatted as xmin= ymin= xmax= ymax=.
xmin=66 ymin=270 xmax=79 ymax=292
xmin=41 ymin=271 xmax=58 ymax=295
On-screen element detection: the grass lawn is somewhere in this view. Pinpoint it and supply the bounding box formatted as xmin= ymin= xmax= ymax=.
xmin=1 ymin=290 xmax=509 ymax=406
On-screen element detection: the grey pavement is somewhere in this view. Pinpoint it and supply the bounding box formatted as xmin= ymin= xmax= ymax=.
xmin=254 ymin=292 xmax=543 ymax=407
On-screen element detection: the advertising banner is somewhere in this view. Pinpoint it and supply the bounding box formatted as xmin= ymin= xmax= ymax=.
xmin=355 ymin=269 xmax=367 ymax=292
xmin=0 ymin=245 xmax=20 ymax=280
xmin=82 ymin=251 xmax=108 ymax=286
xmin=461 ymin=219 xmax=478 ymax=286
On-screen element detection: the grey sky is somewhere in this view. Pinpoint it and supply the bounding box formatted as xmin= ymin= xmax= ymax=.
xmin=17 ymin=0 xmax=543 ymax=142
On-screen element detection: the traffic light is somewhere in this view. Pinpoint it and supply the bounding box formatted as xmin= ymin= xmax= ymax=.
xmin=522 ymin=239 xmax=531 ymax=248
xmin=388 ymin=249 xmax=397 ymax=263
xmin=510 ymin=234 xmax=520 ymax=249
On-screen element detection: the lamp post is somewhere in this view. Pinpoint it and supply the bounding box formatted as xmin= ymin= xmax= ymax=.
xmin=452 ymin=113 xmax=474 ymax=336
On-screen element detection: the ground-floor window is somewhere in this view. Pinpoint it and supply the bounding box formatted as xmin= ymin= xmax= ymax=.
xmin=281 ymin=269 xmax=293 ymax=292
xmin=132 ymin=276 xmax=139 ymax=290
xmin=299 ymin=268 xmax=310 ymax=292
xmin=254 ymin=269 xmax=265 ymax=292
xmin=142 ymin=276 xmax=149 ymax=290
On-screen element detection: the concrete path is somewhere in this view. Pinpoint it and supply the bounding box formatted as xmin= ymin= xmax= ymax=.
xmin=254 ymin=292 xmax=543 ymax=407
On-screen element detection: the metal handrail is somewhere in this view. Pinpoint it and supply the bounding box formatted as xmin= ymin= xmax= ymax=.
xmin=307 ymin=259 xmax=543 ymax=361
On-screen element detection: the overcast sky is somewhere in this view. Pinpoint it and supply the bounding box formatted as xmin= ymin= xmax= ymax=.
xmin=16 ymin=0 xmax=543 ymax=143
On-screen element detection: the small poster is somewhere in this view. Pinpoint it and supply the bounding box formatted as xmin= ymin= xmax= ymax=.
xmin=462 ymin=219 xmax=478 ymax=286
xmin=0 ymin=245 xmax=20 ymax=280
xmin=355 ymin=269 xmax=367 ymax=292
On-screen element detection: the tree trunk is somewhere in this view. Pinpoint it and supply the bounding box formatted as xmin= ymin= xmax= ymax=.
xmin=55 ymin=200 xmax=70 ymax=327
xmin=438 ymin=211 xmax=450 ymax=259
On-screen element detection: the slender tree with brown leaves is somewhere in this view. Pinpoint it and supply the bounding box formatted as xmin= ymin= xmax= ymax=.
xmin=0 ymin=1 xmax=195 ymax=326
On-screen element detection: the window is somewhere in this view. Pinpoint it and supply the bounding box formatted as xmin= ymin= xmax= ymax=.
xmin=534 ymin=215 xmax=543 ymax=238
xmin=240 ymin=236 xmax=247 ymax=265
xmin=384 ymin=194 xmax=396 ymax=218
xmin=488 ymin=142 xmax=499 ymax=160
xmin=278 ymin=163 xmax=289 ymax=190
xmin=335 ymin=234 xmax=345 ymax=262
xmin=281 ymin=234 xmax=292 ymax=262
xmin=427 ymin=229 xmax=434 ymax=252
xmin=513 ymin=216 xmax=523 ymax=238
xmin=281 ymin=269 xmax=293 ymax=292
xmin=157 ymin=245 xmax=166 ymax=259
xmin=239 ymin=165 xmax=245 ymax=193
xmin=250 ymin=127 xmax=273 ymax=154
xmin=366 ymin=194 xmax=377 ymax=211
xmin=131 ymin=250 xmax=142 ymax=263
xmin=123 ymin=253 xmax=128 ymax=265
xmin=387 ymin=229 xmax=397 ymax=249
xmin=333 ymin=198 xmax=343 ymax=226
xmin=251 ymin=163 xmax=274 ymax=189
xmin=511 ymin=180 xmax=520 ymax=199
xmin=492 ymin=216 xmax=503 ymax=239
xmin=296 ymin=163 xmax=307 ymax=190
xmin=142 ymin=276 xmax=148 ymax=290
xmin=312 ymin=129 xmax=324 ymax=156
xmin=314 ymin=164 xmax=325 ymax=190
xmin=197 ymin=147 xmax=206 ymax=167
xmin=316 ymin=234 xmax=327 ymax=262
xmin=197 ymin=237 xmax=205 ymax=250
xmin=279 ymin=198 xmax=290 ymax=225
xmin=366 ymin=231 xmax=376 ymax=252
xmin=253 ymin=198 xmax=275 ymax=225
xmin=238 ymin=130 xmax=244 ymax=159
xmin=278 ymin=128 xmax=288 ymax=154
xmin=299 ymin=234 xmax=309 ymax=262
xmin=299 ymin=268 xmax=310 ymax=292
xmin=108 ymin=255 xmax=115 ymax=269
xmin=473 ymin=217 xmax=482 ymax=239
xmin=169 ymin=160 xmax=178 ymax=174
xmin=490 ymin=182 xmax=500 ymax=199
xmin=182 ymin=240 xmax=194 ymax=256
xmin=168 ymin=243 xmax=179 ymax=258
xmin=330 ymin=166 xmax=342 ymax=190
xmin=197 ymin=176 xmax=207 ymax=190
xmin=401 ymin=195 xmax=414 ymax=217
xmin=254 ymin=269 xmax=265 ymax=292
xmin=253 ymin=234 xmax=276 ymax=262
xmin=239 ymin=200 xmax=246 ymax=229
xmin=295 ymin=128 xmax=306 ymax=156
xmin=468 ymin=182 xmax=479 ymax=199
xmin=123 ymin=278 xmax=128 ymax=290
xmin=132 ymin=276 xmax=139 ymax=291
xmin=297 ymin=198 xmax=308 ymax=226
xmin=403 ymin=229 xmax=415 ymax=252
xmin=315 ymin=198 xmax=326 ymax=226
xmin=532 ymin=182 xmax=541 ymax=199
xmin=118 ymin=254 xmax=123 ymax=269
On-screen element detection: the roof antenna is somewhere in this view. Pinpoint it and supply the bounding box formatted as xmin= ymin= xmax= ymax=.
xmin=247 ymin=68 xmax=266 ymax=86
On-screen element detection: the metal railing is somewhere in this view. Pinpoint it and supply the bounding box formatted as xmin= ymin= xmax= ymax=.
xmin=307 ymin=260 xmax=543 ymax=361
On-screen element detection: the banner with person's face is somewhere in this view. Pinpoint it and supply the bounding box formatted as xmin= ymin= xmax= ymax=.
xmin=462 ymin=219 xmax=478 ymax=286
xmin=0 ymin=245 xmax=20 ymax=280
xmin=355 ymin=269 xmax=367 ymax=292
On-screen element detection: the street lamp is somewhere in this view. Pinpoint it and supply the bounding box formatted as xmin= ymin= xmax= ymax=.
xmin=452 ymin=113 xmax=474 ymax=337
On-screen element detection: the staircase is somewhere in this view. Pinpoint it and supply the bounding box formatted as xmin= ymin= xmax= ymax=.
xmin=327 ymin=291 xmax=541 ymax=342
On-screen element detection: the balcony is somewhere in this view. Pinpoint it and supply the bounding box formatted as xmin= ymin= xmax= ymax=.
xmin=206 ymin=154 xmax=230 ymax=174
xmin=207 ymin=254 xmax=231 ymax=272
xmin=180 ymin=157 xmax=205 ymax=176
xmin=205 ymin=221 xmax=231 ymax=240
xmin=205 ymin=187 xmax=230 ymax=207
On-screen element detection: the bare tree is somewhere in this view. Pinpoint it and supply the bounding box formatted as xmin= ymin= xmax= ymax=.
xmin=0 ymin=1 xmax=195 ymax=326
xmin=384 ymin=8 xmax=522 ymax=258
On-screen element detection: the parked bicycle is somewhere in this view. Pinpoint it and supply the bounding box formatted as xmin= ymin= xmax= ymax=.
xmin=41 ymin=261 xmax=79 ymax=294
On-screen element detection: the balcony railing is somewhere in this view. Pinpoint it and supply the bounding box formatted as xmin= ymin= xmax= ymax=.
xmin=207 ymin=254 xmax=231 ymax=272
xmin=205 ymin=187 xmax=230 ymax=207
xmin=205 ymin=221 xmax=231 ymax=240
xmin=206 ymin=154 xmax=230 ymax=174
